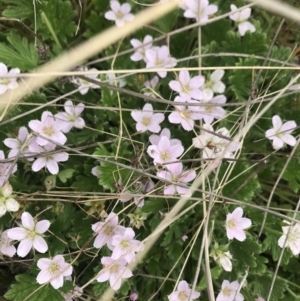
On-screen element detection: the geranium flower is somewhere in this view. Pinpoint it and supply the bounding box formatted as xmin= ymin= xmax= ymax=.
xmin=168 ymin=97 xmax=202 ymax=131
xmin=199 ymin=94 xmax=227 ymax=124
xmin=144 ymin=76 xmax=159 ymax=97
xmin=169 ymin=70 xmax=204 ymax=100
xmin=145 ymin=46 xmax=177 ymax=78
xmin=7 ymin=211 xmax=50 ymax=257
xmin=278 ymin=222 xmax=300 ymax=255
xmin=55 ymin=100 xmax=85 ymax=133
xmin=0 ymin=182 xmax=20 ymax=217
xmin=226 ymin=207 xmax=251 ymax=241
xmin=0 ymin=230 xmax=16 ymax=257
xmin=183 ymin=0 xmax=218 ymax=23
xmin=29 ymin=141 xmax=69 ymax=175
xmin=0 ymin=63 xmax=20 ymax=95
xmin=265 ymin=115 xmax=297 ymax=150
xmin=216 ymin=280 xmax=244 ymax=301
xmin=92 ymin=212 xmax=125 ymax=249
xmin=157 ymin=163 xmax=196 ymax=196
xmin=71 ymin=66 xmax=99 ymax=95
xmin=110 ymin=227 xmax=144 ymax=263
xmin=4 ymin=126 xmax=34 ymax=159
xmin=149 ymin=128 xmax=182 ymax=146
xmin=201 ymin=69 xmax=225 ymax=98
xmin=0 ymin=150 xmax=17 ymax=187
xmin=131 ymin=103 xmax=165 ymax=133
xmin=130 ymin=35 xmax=153 ymax=62
xmin=104 ymin=1 xmax=134 ymax=27
xmin=213 ymin=250 xmax=233 ymax=272
xmin=229 ymin=4 xmax=255 ymax=36
xmin=147 ymin=136 xmax=184 ymax=164
xmin=168 ymin=280 xmax=200 ymax=301
xmin=97 ymin=256 xmax=133 ymax=290
xmin=106 ymin=71 xmax=126 ymax=88
xmin=36 ymin=255 xmax=73 ymax=289
xmin=28 ymin=111 xmax=67 ymax=146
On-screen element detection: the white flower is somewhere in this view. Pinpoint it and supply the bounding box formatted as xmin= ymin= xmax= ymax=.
xmin=265 ymin=115 xmax=296 ymax=150
xmin=144 ymin=76 xmax=159 ymax=97
xmin=216 ymin=280 xmax=244 ymax=301
xmin=229 ymin=4 xmax=256 ymax=36
xmin=29 ymin=141 xmax=69 ymax=175
xmin=131 ymin=103 xmax=165 ymax=133
xmin=213 ymin=250 xmax=232 ymax=272
xmin=201 ymin=70 xmax=225 ymax=98
xmin=147 ymin=136 xmax=184 ymax=164
xmin=0 ymin=182 xmax=19 ymax=217
xmin=0 ymin=230 xmax=16 ymax=257
xmin=145 ymin=46 xmax=177 ymax=78
xmin=168 ymin=280 xmax=200 ymax=301
xmin=0 ymin=151 xmax=17 ymax=187
xmin=92 ymin=212 xmax=125 ymax=249
xmin=106 ymin=71 xmax=126 ymax=88
xmin=168 ymin=97 xmax=202 ymax=131
xmin=104 ymin=1 xmax=134 ymax=27
xmin=36 ymin=255 xmax=73 ymax=289
xmin=97 ymin=256 xmax=133 ymax=290
xmin=91 ymin=165 xmax=102 ymax=177
xmin=130 ymin=35 xmax=153 ymax=62
xmin=169 ymin=70 xmax=204 ymax=100
xmin=278 ymin=222 xmax=300 ymax=255
xmin=226 ymin=207 xmax=251 ymax=241
xmin=0 ymin=63 xmax=20 ymax=95
xmin=72 ymin=66 xmax=99 ymax=95
xmin=110 ymin=227 xmax=144 ymax=263
xmin=55 ymin=100 xmax=85 ymax=133
xmin=28 ymin=111 xmax=67 ymax=146
xmin=149 ymin=128 xmax=182 ymax=146
xmin=183 ymin=0 xmax=218 ymax=23
xmin=7 ymin=211 xmax=50 ymax=257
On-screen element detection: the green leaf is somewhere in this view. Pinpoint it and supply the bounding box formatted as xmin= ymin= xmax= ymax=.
xmin=44 ymin=175 xmax=56 ymax=191
xmin=198 ymin=266 xmax=222 ymax=291
xmin=282 ymin=159 xmax=300 ymax=193
xmin=57 ymin=169 xmax=76 ymax=183
xmin=155 ymin=10 xmax=178 ymax=33
xmin=0 ymin=32 xmax=39 ymax=70
xmin=4 ymin=274 xmax=64 ymax=301
xmin=2 ymin=0 xmax=35 ymax=20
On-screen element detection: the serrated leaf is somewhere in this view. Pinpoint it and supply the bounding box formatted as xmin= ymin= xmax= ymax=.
xmin=2 ymin=0 xmax=36 ymax=20
xmin=4 ymin=274 xmax=64 ymax=301
xmin=0 ymin=32 xmax=39 ymax=70
xmin=282 ymin=159 xmax=300 ymax=193
xmin=155 ymin=10 xmax=178 ymax=33
xmin=57 ymin=169 xmax=76 ymax=183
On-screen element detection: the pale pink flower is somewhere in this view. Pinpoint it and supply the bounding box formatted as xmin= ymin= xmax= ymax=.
xmin=92 ymin=212 xmax=125 ymax=249
xmin=29 ymin=141 xmax=69 ymax=175
xmin=213 ymin=250 xmax=232 ymax=272
xmin=4 ymin=127 xmax=34 ymax=159
xmin=36 ymin=255 xmax=73 ymax=289
xmin=201 ymin=69 xmax=225 ymax=98
xmin=130 ymin=292 xmax=139 ymax=301
xmin=91 ymin=165 xmax=102 ymax=177
xmin=144 ymin=76 xmax=159 ymax=97
xmin=169 ymin=70 xmax=204 ymax=100
xmin=278 ymin=222 xmax=300 ymax=255
xmin=147 ymin=136 xmax=184 ymax=164
xmin=106 ymin=71 xmax=126 ymax=88
xmin=110 ymin=227 xmax=144 ymax=263
xmin=72 ymin=66 xmax=99 ymax=95
xmin=255 ymin=298 xmax=265 ymax=301
xmin=104 ymin=1 xmax=134 ymax=27
xmin=157 ymin=163 xmax=196 ymax=196
xmin=265 ymin=115 xmax=296 ymax=150
xmin=0 ymin=182 xmax=19 ymax=217
xmin=0 ymin=150 xmax=17 ymax=187
xmin=145 ymin=46 xmax=177 ymax=78
xmin=97 ymin=256 xmax=133 ymax=290
xmin=131 ymin=103 xmax=165 ymax=133
xmin=7 ymin=211 xmax=50 ymax=257
xmin=168 ymin=280 xmax=200 ymax=301
xmin=134 ymin=180 xmax=155 ymax=207
xmin=199 ymin=94 xmax=226 ymax=124
xmin=182 ymin=235 xmax=188 ymax=241
xmin=0 ymin=63 xmax=20 ymax=95
xmin=130 ymin=35 xmax=153 ymax=62
xmin=216 ymin=280 xmax=244 ymax=301
xmin=55 ymin=100 xmax=85 ymax=133
xmin=229 ymin=4 xmax=255 ymax=36
xmin=183 ymin=0 xmax=218 ymax=23
xmin=149 ymin=128 xmax=182 ymax=146
xmin=0 ymin=230 xmax=16 ymax=257
xmin=226 ymin=207 xmax=251 ymax=241
xmin=29 ymin=111 xmax=67 ymax=146
xmin=168 ymin=97 xmax=202 ymax=131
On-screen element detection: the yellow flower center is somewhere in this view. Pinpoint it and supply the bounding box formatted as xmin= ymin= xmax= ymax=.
xmin=0 ymin=78 xmax=9 ymax=85
xmin=116 ymin=11 xmax=124 ymax=19
xmin=142 ymin=117 xmax=151 ymax=126
xmin=27 ymin=230 xmax=36 ymax=239
xmin=104 ymin=225 xmax=114 ymax=236
xmin=160 ymin=151 xmax=170 ymax=161
xmin=43 ymin=126 xmax=54 ymax=136
xmin=178 ymin=291 xmax=187 ymax=300
xmin=120 ymin=240 xmax=130 ymax=249
xmin=110 ymin=264 xmax=119 ymax=273
xmin=227 ymin=219 xmax=236 ymax=229
xmin=49 ymin=263 xmax=60 ymax=273
xmin=222 ymin=287 xmax=232 ymax=297
xmin=180 ymin=110 xmax=191 ymax=120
